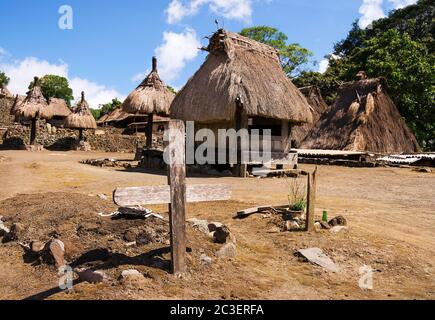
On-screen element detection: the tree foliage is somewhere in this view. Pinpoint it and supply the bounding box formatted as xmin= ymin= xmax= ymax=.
xmin=240 ymin=26 xmax=313 ymax=78
xmin=100 ymin=98 xmax=122 ymax=116
xmin=296 ymin=0 xmax=435 ymax=150
xmin=29 ymin=75 xmax=74 ymax=107
xmin=0 ymin=71 xmax=10 ymax=86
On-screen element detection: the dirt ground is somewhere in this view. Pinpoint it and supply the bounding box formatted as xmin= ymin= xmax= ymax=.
xmin=0 ymin=150 xmax=434 ymax=300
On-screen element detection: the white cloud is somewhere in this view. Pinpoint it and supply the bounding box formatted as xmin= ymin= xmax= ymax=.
xmin=319 ymin=59 xmax=329 ymax=74
xmin=0 ymin=47 xmax=7 ymax=60
xmin=166 ymin=0 xmax=256 ymax=24
xmin=388 ymin=0 xmax=417 ymax=9
xmin=155 ymin=28 xmax=201 ymax=82
xmin=0 ymin=56 xmax=124 ymax=108
xmin=358 ymin=0 xmax=386 ymax=29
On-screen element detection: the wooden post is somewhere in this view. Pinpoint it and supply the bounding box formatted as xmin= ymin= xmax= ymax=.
xmin=234 ymin=96 xmax=248 ymax=177
xmin=30 ymin=118 xmax=37 ymax=145
xmin=306 ymin=167 xmax=318 ymax=232
xmin=146 ymin=113 xmax=154 ymax=149
xmin=166 ymin=120 xmax=187 ymax=275
xmin=78 ymin=128 xmax=84 ymax=142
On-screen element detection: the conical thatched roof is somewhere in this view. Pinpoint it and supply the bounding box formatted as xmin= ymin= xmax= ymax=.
xmin=0 ymin=84 xmax=12 ymax=98
xmin=170 ymin=29 xmax=313 ymax=124
xmin=64 ymin=92 xmax=97 ymax=130
xmin=47 ymin=98 xmax=72 ymax=118
xmin=300 ymin=78 xmax=420 ymax=153
xmin=14 ymin=77 xmax=53 ymax=120
xmin=122 ymin=57 xmax=174 ymax=116
xmin=292 ymin=86 xmax=329 ymax=147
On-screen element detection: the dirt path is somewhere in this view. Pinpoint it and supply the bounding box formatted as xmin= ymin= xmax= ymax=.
xmin=0 ymin=150 xmax=434 ymax=300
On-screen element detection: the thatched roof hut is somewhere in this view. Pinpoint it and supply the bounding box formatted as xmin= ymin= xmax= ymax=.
xmin=14 ymin=77 xmax=53 ymax=120
xmin=65 ymin=92 xmax=97 ymax=130
xmin=47 ymin=98 xmax=72 ymax=119
xmin=170 ymin=29 xmax=312 ymax=125
xmin=291 ymin=86 xmax=329 ymax=147
xmin=122 ymin=57 xmax=174 ymax=116
xmin=300 ymin=78 xmax=420 ymax=153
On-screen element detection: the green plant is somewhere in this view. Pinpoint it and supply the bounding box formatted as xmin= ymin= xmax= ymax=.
xmin=286 ymin=178 xmax=307 ymax=211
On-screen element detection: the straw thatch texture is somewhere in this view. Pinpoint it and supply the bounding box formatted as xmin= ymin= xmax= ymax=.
xmin=292 ymin=86 xmax=329 ymax=147
xmin=170 ymin=29 xmax=313 ymax=124
xmin=47 ymin=98 xmax=72 ymax=118
xmin=300 ymin=78 xmax=420 ymax=153
xmin=65 ymin=92 xmax=97 ymax=130
xmin=14 ymin=78 xmax=53 ymax=120
xmin=9 ymin=95 xmax=26 ymax=116
xmin=122 ymin=58 xmax=174 ymax=116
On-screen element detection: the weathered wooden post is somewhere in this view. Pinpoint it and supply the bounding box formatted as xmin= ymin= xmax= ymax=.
xmin=166 ymin=120 xmax=187 ymax=275
xmin=306 ymin=167 xmax=318 ymax=232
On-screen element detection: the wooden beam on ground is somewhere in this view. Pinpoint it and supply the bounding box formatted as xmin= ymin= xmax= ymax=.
xmin=113 ymin=184 xmax=231 ymax=207
xmin=306 ymin=167 xmax=318 ymax=232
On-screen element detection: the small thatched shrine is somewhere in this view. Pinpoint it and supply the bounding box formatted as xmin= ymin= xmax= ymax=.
xmin=14 ymin=77 xmax=54 ymax=145
xmin=122 ymin=57 xmax=175 ymax=147
xmin=291 ymin=86 xmax=329 ymax=148
xmin=0 ymin=84 xmax=12 ymax=98
xmin=65 ymin=92 xmax=97 ymax=142
xmin=300 ymin=78 xmax=420 ymax=153
xmin=171 ymin=29 xmax=312 ymax=174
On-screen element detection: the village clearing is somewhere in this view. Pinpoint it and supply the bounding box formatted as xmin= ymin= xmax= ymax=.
xmin=0 ymin=150 xmax=434 ymax=300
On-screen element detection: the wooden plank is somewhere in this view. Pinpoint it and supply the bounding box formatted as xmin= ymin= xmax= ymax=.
xmin=167 ymin=120 xmax=186 ymax=275
xmin=306 ymin=167 xmax=318 ymax=232
xmin=113 ymin=184 xmax=231 ymax=207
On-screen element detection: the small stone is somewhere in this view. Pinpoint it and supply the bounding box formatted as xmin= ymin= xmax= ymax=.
xmin=212 ymin=226 xmax=231 ymax=244
xmin=200 ymin=254 xmax=212 ymax=266
xmin=119 ymin=269 xmax=147 ymax=287
xmin=216 ymin=243 xmax=237 ymax=259
xmin=328 ymin=216 xmax=347 ymax=227
xmin=3 ymin=223 xmax=25 ymax=242
xmin=49 ymin=239 xmax=66 ymax=268
xmin=319 ymin=221 xmax=331 ymax=230
xmin=0 ymin=220 xmax=10 ymax=237
xmin=30 ymin=240 xmax=45 ymax=253
xmin=286 ymin=220 xmax=301 ymax=231
xmin=124 ymin=230 xmax=137 ymax=242
xmin=314 ymin=222 xmax=322 ymax=232
xmin=98 ymin=194 xmax=108 ymax=201
xmin=76 ymin=269 xmax=106 ymax=284
xmin=188 ymin=218 xmax=210 ymax=235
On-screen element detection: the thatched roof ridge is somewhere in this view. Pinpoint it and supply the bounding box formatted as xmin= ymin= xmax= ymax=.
xmin=65 ymin=92 xmax=97 ymax=130
xmin=300 ymin=78 xmax=420 ymax=153
xmin=14 ymin=77 xmax=54 ymax=120
xmin=122 ymin=57 xmax=175 ymax=116
xmin=170 ymin=29 xmax=312 ymax=124
xmin=47 ymin=98 xmax=72 ymax=118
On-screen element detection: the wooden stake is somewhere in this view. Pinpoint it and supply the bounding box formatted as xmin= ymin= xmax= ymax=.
xmin=166 ymin=120 xmax=186 ymax=275
xmin=306 ymin=167 xmax=318 ymax=232
xmin=146 ymin=113 xmax=154 ymax=148
xmin=30 ymin=118 xmax=37 ymax=145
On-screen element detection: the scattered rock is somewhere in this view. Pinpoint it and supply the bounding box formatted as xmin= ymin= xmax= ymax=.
xmin=119 ymin=269 xmax=148 ymax=287
xmin=314 ymin=222 xmax=322 ymax=232
xmin=216 ymin=243 xmax=237 ymax=259
xmin=98 ymin=194 xmax=108 ymax=201
xmin=319 ymin=221 xmax=331 ymax=230
xmin=30 ymin=240 xmax=45 ymax=253
xmin=47 ymin=239 xmax=66 ymax=268
xmin=200 ymin=254 xmax=212 ymax=266
xmin=212 ymin=225 xmax=231 ymax=244
xmin=328 ymin=216 xmax=347 ymax=227
xmin=297 ymin=248 xmax=340 ymax=273
xmin=285 ymin=220 xmax=301 ymax=231
xmin=188 ymin=218 xmax=210 ymax=235
xmin=76 ymin=269 xmax=106 ymax=284
xmin=0 ymin=220 xmax=10 ymax=238
xmin=330 ymin=226 xmax=348 ymax=234
xmin=414 ymin=168 xmax=432 ymax=173
xmin=3 ymin=223 xmax=25 ymax=242
xmin=123 ymin=229 xmax=137 ymax=243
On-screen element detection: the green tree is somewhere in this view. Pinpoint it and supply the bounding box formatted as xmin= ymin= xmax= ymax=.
xmin=293 ymin=71 xmax=342 ymax=105
xmin=0 ymin=71 xmax=9 ymax=86
xmin=100 ymin=98 xmax=123 ymax=115
xmin=90 ymin=108 xmax=102 ymax=120
xmin=28 ymin=75 xmax=74 ymax=106
xmin=167 ymin=86 xmax=177 ymax=95
xmin=240 ymin=26 xmax=313 ymax=78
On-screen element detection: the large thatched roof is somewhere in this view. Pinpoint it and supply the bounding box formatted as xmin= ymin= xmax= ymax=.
xmin=292 ymin=86 xmax=329 ymax=147
xmin=65 ymin=92 xmax=97 ymax=130
xmin=14 ymin=77 xmax=54 ymax=120
xmin=47 ymin=98 xmax=72 ymax=118
xmin=300 ymin=78 xmax=420 ymax=153
xmin=170 ymin=29 xmax=313 ymax=124
xmin=122 ymin=57 xmax=174 ymax=116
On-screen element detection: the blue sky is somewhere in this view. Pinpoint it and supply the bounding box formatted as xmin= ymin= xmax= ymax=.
xmin=0 ymin=0 xmax=417 ymax=107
